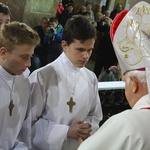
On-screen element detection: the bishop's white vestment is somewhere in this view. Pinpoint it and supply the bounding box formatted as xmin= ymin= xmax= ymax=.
xmin=29 ymin=52 xmax=102 ymax=150
xmin=78 ymin=94 xmax=150 ymax=150
xmin=0 ymin=66 xmax=31 ymax=150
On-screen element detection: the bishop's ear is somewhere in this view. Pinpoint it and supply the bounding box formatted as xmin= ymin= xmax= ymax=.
xmin=130 ymin=76 xmax=138 ymax=93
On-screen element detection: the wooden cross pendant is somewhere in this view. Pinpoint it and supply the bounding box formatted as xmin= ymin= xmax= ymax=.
xmin=67 ymin=97 xmax=76 ymax=113
xmin=8 ymin=100 xmax=14 ymax=116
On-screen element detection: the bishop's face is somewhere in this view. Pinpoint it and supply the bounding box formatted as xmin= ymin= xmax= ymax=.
xmin=62 ymin=39 xmax=95 ymax=68
xmin=0 ymin=44 xmax=34 ymax=75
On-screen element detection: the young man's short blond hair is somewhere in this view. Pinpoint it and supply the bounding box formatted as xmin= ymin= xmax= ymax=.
xmin=0 ymin=21 xmax=40 ymax=51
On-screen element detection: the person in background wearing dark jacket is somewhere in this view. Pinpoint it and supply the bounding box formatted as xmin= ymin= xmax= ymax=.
xmin=94 ymin=16 xmax=118 ymax=79
xmin=58 ymin=2 xmax=75 ymax=27
xmin=44 ymin=17 xmax=63 ymax=63
xmin=99 ymin=65 xmax=121 ymax=81
xmin=110 ymin=3 xmax=122 ymax=20
xmin=30 ymin=17 xmax=49 ymax=72
xmin=62 ymin=0 xmax=74 ymax=8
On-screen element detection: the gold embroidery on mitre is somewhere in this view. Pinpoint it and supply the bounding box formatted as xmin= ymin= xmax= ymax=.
xmin=116 ymin=4 xmax=150 ymax=66
xmin=140 ymin=23 xmax=150 ymax=55
xmin=124 ymin=54 xmax=128 ymax=59
xmin=136 ymin=4 xmax=150 ymax=16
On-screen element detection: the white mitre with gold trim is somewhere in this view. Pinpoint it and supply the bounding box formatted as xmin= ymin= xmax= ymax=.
xmin=110 ymin=1 xmax=150 ymax=75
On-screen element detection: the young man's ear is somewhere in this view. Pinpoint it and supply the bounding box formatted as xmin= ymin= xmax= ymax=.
xmin=0 ymin=47 xmax=7 ymax=59
xmin=61 ymin=40 xmax=68 ymax=52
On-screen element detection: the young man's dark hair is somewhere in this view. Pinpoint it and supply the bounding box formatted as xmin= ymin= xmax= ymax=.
xmin=0 ymin=3 xmax=10 ymax=27
xmin=62 ymin=15 xmax=96 ymax=45
xmin=49 ymin=16 xmax=58 ymax=23
xmin=0 ymin=2 xmax=10 ymax=14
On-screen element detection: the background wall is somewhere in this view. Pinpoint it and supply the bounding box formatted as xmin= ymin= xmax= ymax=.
xmin=23 ymin=0 xmax=59 ymax=27
xmin=0 ymin=0 xmax=25 ymax=22
xmin=0 ymin=0 xmax=149 ymax=27
xmin=1 ymin=0 xmax=59 ymax=27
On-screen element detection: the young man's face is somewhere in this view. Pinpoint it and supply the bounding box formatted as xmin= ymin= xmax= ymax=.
xmin=0 ymin=13 xmax=10 ymax=28
xmin=62 ymin=39 xmax=95 ymax=68
xmin=49 ymin=21 xmax=58 ymax=28
xmin=86 ymin=4 xmax=92 ymax=11
xmin=0 ymin=44 xmax=34 ymax=75
xmin=41 ymin=18 xmax=48 ymax=30
xmin=116 ymin=4 xmax=122 ymax=12
xmin=67 ymin=5 xmax=74 ymax=13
